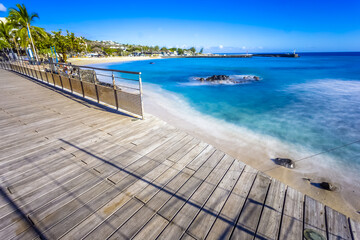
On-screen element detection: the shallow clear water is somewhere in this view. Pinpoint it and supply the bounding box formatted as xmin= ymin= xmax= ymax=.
xmin=96 ymin=53 xmax=360 ymax=172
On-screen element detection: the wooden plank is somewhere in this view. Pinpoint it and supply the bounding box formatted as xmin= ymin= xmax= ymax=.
xmin=181 ymin=233 xmax=197 ymax=240
xmin=0 ymin=169 xmax=102 ymax=230
xmin=186 ymin=145 xmax=216 ymax=171
xmin=156 ymin=154 xmax=233 ymax=240
xmin=107 ymin=204 xmax=156 ymax=240
xmin=109 ymin=160 xmax=199 ymax=239
xmin=84 ymin=168 xmax=194 ymax=240
xmin=278 ymin=187 xmax=304 ymax=240
xmin=186 ymin=159 xmax=245 ymax=240
xmin=14 ymin=136 xmax=167 ymax=237
xmin=326 ymin=206 xmax=352 ymax=240
xmin=0 ymin=125 xmax=106 ymax=163
xmin=157 ymin=149 xmax=222 ymax=221
xmin=230 ymin=172 xmax=271 ymax=240
xmin=304 ymin=196 xmax=327 ymax=239
xmin=143 ymin=167 xmax=195 ymax=212
xmin=167 ymin=138 xmax=201 ymax=162
xmin=83 ymin=198 xmax=144 ymax=240
xmin=59 ymin=134 xmax=190 ymax=239
xmin=132 ymin=214 xmax=169 ymax=240
xmin=255 ymin=179 xmax=287 ymax=240
xmin=37 ymin=133 xmax=188 ymax=238
xmin=350 ymin=218 xmax=360 ymax=240
xmin=135 ymin=142 xmax=208 ymax=203
xmin=206 ymin=165 xmax=258 ymax=240
xmin=0 ymin=141 xmax=131 ymax=225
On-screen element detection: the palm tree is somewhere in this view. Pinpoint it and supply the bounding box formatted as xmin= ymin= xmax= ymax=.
xmin=8 ymin=4 xmax=47 ymax=59
xmin=0 ymin=21 xmax=14 ymax=47
xmin=0 ymin=21 xmax=17 ymax=59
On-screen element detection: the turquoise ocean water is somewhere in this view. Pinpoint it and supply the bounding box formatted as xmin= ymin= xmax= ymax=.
xmin=96 ymin=52 xmax=360 ymax=175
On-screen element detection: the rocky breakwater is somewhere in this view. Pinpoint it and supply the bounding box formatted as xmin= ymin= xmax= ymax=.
xmin=195 ymin=75 xmax=260 ymax=84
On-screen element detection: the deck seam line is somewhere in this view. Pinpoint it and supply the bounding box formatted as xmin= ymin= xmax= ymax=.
xmin=228 ymin=169 xmax=259 ymax=240
xmin=276 ymin=185 xmax=288 ymax=240
xmin=183 ymin=158 xmax=237 ymax=239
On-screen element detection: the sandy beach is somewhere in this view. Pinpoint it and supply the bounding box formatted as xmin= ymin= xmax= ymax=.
xmin=67 ymin=56 xmax=160 ymax=66
xmin=143 ymin=84 xmax=360 ymax=222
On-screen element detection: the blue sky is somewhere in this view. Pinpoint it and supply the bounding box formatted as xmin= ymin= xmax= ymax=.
xmin=1 ymin=0 xmax=360 ymax=52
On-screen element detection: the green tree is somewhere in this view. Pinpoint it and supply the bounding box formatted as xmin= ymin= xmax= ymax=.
xmin=189 ymin=47 xmax=196 ymax=54
xmin=34 ymin=32 xmax=52 ymax=56
xmin=66 ymin=30 xmax=86 ymax=56
xmin=0 ymin=21 xmax=14 ymax=48
xmin=199 ymin=48 xmax=204 ymax=54
xmin=177 ymin=48 xmax=184 ymax=55
xmin=0 ymin=21 xmax=22 ymax=58
xmin=8 ymin=4 xmax=48 ymax=51
xmin=0 ymin=39 xmax=11 ymax=50
xmin=51 ymin=30 xmax=69 ymax=61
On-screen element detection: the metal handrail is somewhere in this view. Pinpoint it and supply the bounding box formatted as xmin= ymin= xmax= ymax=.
xmin=0 ymin=59 xmax=144 ymax=119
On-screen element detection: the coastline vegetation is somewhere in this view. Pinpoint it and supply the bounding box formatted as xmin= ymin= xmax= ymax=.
xmin=0 ymin=3 xmax=199 ymax=62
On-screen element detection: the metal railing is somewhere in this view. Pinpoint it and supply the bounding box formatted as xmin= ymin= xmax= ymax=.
xmin=0 ymin=59 xmax=144 ymax=119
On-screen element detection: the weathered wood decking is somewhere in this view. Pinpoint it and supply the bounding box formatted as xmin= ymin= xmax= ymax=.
xmin=0 ymin=69 xmax=359 ymax=240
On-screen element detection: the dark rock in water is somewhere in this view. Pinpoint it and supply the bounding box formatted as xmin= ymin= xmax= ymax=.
xmin=195 ymin=75 xmax=260 ymax=84
xmin=273 ymin=158 xmax=295 ymax=169
xmin=206 ymin=75 xmax=231 ymax=81
xmin=319 ymin=182 xmax=335 ymax=191
xmin=149 ymin=62 xmax=155 ymax=64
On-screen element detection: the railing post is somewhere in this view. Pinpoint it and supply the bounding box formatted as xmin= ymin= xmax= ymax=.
xmin=37 ymin=61 xmax=43 ymax=81
xmin=67 ymin=70 xmax=73 ymax=93
xmin=44 ymin=62 xmax=49 ymax=84
xmin=35 ymin=61 xmax=40 ymax=80
xmin=59 ymin=65 xmax=64 ymax=89
xmin=78 ymin=68 xmax=85 ymax=97
xmin=112 ymin=72 xmax=119 ymax=109
xmin=50 ymin=63 xmax=55 ymax=86
xmin=19 ymin=58 xmax=24 ymax=75
xmin=138 ymin=72 xmax=144 ymax=119
xmin=23 ymin=60 xmax=29 ymax=76
xmin=94 ymin=72 xmax=99 ymax=103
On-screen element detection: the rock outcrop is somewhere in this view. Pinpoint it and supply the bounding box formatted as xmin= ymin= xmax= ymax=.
xmin=195 ymin=75 xmax=260 ymax=84
xmin=273 ymin=158 xmax=295 ymax=169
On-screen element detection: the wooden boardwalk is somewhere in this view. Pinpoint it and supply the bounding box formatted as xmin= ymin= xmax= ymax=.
xmin=0 ymin=69 xmax=359 ymax=240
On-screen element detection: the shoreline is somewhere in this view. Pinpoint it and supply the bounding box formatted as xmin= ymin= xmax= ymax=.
xmin=67 ymin=56 xmax=160 ymax=66
xmin=142 ymin=83 xmax=360 ymax=221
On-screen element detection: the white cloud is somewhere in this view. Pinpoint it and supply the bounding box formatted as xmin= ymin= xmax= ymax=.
xmin=219 ymin=45 xmax=223 ymax=49
xmin=242 ymin=46 xmax=246 ymax=50
xmin=0 ymin=3 xmax=6 ymax=12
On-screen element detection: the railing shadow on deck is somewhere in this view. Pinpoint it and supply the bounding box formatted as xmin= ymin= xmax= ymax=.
xmin=9 ymin=71 xmax=136 ymax=119
xmin=58 ymin=138 xmax=263 ymax=238
xmin=0 ymin=187 xmax=48 ymax=240
xmin=0 ymin=141 xmax=117 ymax=239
